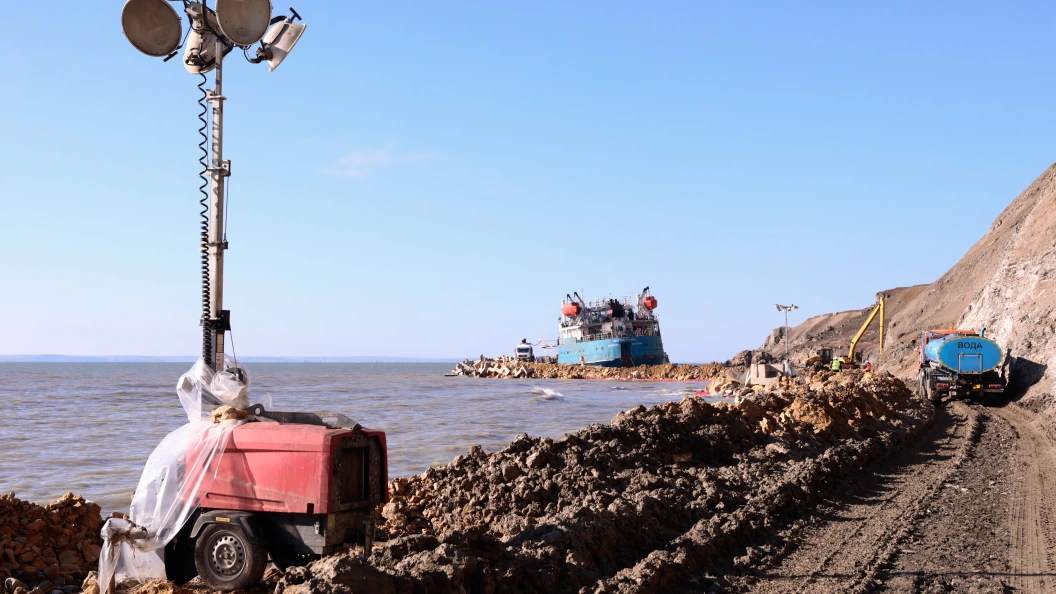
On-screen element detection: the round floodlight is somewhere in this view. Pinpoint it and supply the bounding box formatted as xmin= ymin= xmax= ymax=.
xmin=121 ymin=0 xmax=183 ymax=57
xmin=216 ymin=0 xmax=273 ymax=46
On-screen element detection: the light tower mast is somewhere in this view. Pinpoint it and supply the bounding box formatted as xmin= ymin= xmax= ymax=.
xmin=121 ymin=0 xmax=306 ymax=371
xmin=204 ymin=34 xmax=230 ymax=372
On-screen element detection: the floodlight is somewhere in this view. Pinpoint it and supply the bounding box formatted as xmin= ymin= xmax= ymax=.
xmin=258 ymin=17 xmax=306 ymax=71
xmin=121 ymin=0 xmax=183 ymax=57
xmin=216 ymin=0 xmax=273 ymax=47
xmin=182 ymin=8 xmax=232 ymax=74
xmin=184 ymin=28 xmax=221 ymax=74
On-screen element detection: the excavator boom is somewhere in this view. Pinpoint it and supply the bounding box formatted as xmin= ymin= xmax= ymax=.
xmin=847 ymin=296 xmax=885 ymax=364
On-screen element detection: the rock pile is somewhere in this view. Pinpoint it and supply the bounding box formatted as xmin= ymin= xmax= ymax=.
xmin=0 ymin=493 xmax=103 ymax=594
xmin=453 ymin=360 xmax=727 ymax=382
xmin=278 ymin=370 xmax=931 ymax=593
xmin=450 ymin=359 xmax=535 ymax=378
xmin=525 ymin=361 xmax=726 ymax=381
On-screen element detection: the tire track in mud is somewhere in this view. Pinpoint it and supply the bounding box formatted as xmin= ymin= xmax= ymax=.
xmin=997 ymin=404 xmax=1056 ymax=592
xmin=730 ymin=402 xmax=978 ymax=594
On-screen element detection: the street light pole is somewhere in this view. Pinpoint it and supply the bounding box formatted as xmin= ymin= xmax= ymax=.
xmin=775 ymin=304 xmax=799 ymax=367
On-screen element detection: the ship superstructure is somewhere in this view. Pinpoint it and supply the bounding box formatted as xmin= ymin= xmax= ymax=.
xmin=557 ymin=287 xmax=668 ymax=367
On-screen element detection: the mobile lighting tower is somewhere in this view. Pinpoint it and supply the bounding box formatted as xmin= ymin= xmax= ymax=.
xmin=121 ymin=0 xmax=306 ymax=372
xmin=775 ymin=303 xmax=798 ymax=371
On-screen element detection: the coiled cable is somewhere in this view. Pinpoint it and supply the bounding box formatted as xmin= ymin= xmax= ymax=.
xmin=197 ymin=71 xmax=212 ymax=362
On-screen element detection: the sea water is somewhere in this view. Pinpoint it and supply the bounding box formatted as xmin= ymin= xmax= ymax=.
xmin=0 ymin=362 xmax=715 ymax=511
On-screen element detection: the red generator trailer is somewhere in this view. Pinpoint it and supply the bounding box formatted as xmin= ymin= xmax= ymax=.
xmin=164 ymin=410 xmax=388 ymax=591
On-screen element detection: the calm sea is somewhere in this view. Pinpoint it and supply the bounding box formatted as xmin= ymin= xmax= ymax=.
xmin=0 ymin=362 xmax=714 ymax=512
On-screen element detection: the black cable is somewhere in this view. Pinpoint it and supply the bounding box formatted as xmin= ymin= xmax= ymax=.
xmin=197 ymin=71 xmax=212 ymax=362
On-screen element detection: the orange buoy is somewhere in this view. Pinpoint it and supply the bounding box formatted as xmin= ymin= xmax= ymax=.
xmin=643 ymin=296 xmax=657 ymax=310
xmin=562 ymin=303 xmax=581 ymax=316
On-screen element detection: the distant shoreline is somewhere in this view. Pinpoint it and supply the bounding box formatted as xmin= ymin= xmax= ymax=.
xmin=0 ymin=355 xmax=463 ymax=363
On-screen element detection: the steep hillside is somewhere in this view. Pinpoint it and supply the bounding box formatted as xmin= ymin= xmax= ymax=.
xmin=757 ymin=163 xmax=1056 ymax=410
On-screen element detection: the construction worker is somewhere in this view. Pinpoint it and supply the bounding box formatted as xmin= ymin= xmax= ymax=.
xmin=864 ymin=361 xmax=873 ymax=372
xmin=832 ymin=357 xmax=842 ymax=372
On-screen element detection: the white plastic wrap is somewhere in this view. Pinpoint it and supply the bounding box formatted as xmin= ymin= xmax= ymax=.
xmin=98 ymin=356 xmax=259 ymax=594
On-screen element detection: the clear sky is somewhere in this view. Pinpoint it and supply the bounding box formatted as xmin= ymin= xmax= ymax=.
xmin=1 ymin=2 xmax=1054 ymax=361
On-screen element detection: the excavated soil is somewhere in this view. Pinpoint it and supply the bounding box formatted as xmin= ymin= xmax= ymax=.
xmin=0 ymin=493 xmax=103 ymax=594
xmin=273 ymin=371 xmax=932 ymax=594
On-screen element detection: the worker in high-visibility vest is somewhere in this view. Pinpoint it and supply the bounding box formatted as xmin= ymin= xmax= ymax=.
xmin=831 ymin=358 xmax=843 ymax=371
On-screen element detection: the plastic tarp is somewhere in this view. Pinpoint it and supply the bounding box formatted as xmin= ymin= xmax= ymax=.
xmin=98 ymin=357 xmax=263 ymax=594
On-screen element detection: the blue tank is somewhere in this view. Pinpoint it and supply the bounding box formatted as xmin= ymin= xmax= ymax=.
xmin=923 ymin=333 xmax=1002 ymax=374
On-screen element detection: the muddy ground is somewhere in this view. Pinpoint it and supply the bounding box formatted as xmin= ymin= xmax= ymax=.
xmin=712 ymin=399 xmax=1056 ymax=594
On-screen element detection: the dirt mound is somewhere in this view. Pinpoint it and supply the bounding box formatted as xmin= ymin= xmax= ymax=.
xmin=0 ymin=493 xmax=104 ymax=593
xmin=278 ymin=371 xmax=930 ymax=593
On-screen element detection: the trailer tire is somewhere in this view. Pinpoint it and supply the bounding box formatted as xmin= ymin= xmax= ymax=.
xmin=194 ymin=523 xmax=268 ymax=591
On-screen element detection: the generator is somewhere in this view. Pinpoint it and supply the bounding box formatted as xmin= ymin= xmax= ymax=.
xmin=162 ymin=411 xmax=388 ymax=590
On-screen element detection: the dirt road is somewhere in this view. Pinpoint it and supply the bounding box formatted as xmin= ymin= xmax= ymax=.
xmin=725 ymin=401 xmax=1056 ymax=593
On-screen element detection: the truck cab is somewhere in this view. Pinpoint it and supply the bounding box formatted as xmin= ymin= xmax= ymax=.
xmin=515 ymin=340 xmax=535 ymax=362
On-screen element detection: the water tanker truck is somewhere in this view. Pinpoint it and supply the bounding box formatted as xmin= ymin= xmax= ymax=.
xmin=918 ymin=328 xmax=1008 ymax=403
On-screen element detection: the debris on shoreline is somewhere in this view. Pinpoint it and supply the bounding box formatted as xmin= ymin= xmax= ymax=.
xmin=450 ymin=359 xmax=727 ymax=382
xmin=0 ymin=493 xmax=103 ymax=594
xmin=280 ymin=369 xmax=931 ymax=593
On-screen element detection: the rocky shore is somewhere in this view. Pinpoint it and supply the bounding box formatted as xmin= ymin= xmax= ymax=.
xmin=0 ymin=493 xmax=103 ymax=594
xmin=451 ymin=360 xmax=727 ymax=382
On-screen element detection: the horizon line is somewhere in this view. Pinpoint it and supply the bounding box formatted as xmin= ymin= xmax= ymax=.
xmin=0 ymin=354 xmax=465 ymax=363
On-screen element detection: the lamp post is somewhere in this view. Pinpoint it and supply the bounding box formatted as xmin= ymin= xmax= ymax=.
xmin=775 ymin=304 xmax=799 ymax=367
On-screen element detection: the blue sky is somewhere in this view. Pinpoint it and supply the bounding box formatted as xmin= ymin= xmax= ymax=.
xmin=1 ymin=2 xmax=1053 ymax=361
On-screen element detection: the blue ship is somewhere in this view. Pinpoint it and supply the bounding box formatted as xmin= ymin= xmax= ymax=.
xmin=556 ymin=287 xmax=669 ymax=367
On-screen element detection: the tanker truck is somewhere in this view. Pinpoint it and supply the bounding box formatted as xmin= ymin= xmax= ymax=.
xmin=918 ymin=328 xmax=1008 ymax=403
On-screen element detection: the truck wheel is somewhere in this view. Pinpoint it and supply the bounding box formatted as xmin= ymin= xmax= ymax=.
xmin=924 ymin=382 xmax=939 ymax=404
xmin=194 ymin=523 xmax=268 ymax=591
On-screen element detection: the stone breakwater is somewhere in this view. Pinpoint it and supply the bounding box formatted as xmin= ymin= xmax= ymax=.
xmin=0 ymin=493 xmax=103 ymax=594
xmin=275 ymin=370 xmax=933 ymax=594
xmin=452 ymin=360 xmax=727 ymax=382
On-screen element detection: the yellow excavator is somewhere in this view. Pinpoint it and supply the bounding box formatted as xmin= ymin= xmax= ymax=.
xmin=801 ymin=347 xmax=834 ymax=367
xmin=834 ymin=295 xmax=886 ymax=370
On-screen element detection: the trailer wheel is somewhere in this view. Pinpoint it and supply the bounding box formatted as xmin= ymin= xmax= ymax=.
xmin=194 ymin=523 xmax=268 ymax=591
